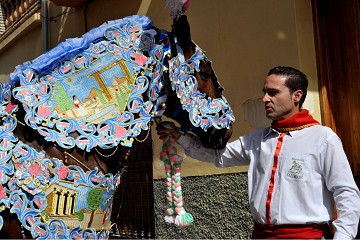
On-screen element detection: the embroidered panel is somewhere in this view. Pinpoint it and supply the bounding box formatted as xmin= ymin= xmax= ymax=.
xmin=11 ymin=16 xmax=162 ymax=151
xmin=0 ymin=111 xmax=119 ymax=239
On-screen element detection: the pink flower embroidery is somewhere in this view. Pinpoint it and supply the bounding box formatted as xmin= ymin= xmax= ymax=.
xmin=5 ymin=102 xmax=16 ymax=113
xmin=131 ymin=53 xmax=147 ymax=66
xmin=38 ymin=104 xmax=51 ymax=118
xmin=0 ymin=185 xmax=6 ymax=199
xmin=14 ymin=162 xmax=22 ymax=170
xmin=114 ymin=125 xmax=127 ymax=138
xmin=58 ymin=166 xmax=69 ymax=179
xmin=28 ymin=162 xmax=42 ymax=176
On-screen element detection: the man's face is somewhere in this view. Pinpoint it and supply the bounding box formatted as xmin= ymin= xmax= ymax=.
xmin=262 ymin=74 xmax=301 ymax=121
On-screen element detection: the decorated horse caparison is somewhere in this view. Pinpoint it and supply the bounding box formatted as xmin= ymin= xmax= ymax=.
xmin=0 ymin=11 xmax=234 ymax=239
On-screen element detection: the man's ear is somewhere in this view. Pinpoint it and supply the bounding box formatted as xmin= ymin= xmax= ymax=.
xmin=293 ymin=90 xmax=303 ymax=104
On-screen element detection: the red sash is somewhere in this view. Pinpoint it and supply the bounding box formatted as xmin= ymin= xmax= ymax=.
xmin=252 ymin=221 xmax=326 ymax=239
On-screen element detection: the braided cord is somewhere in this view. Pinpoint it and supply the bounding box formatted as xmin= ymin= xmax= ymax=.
xmin=160 ymin=135 xmax=193 ymax=227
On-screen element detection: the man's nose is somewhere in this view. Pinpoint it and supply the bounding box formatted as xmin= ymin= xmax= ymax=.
xmin=262 ymin=93 xmax=269 ymax=102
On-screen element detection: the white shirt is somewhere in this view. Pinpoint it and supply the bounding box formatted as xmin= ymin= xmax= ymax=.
xmin=177 ymin=125 xmax=360 ymax=239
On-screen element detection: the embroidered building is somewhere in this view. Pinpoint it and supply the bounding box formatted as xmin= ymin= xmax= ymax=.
xmin=43 ymin=181 xmax=111 ymax=230
xmin=45 ymin=185 xmax=77 ymax=217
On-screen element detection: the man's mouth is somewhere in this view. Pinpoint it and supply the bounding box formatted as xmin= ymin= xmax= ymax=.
xmin=265 ymin=106 xmax=273 ymax=111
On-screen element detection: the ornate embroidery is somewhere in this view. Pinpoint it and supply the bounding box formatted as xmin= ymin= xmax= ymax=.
xmin=168 ymin=47 xmax=234 ymax=131
xmin=0 ymin=111 xmax=120 ymax=238
xmin=12 ymin=18 xmax=161 ymax=151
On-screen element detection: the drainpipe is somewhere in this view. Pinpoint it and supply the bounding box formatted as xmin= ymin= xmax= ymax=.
xmin=41 ymin=0 xmax=48 ymax=52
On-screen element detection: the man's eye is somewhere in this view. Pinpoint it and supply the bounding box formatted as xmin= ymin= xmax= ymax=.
xmin=268 ymin=91 xmax=277 ymax=96
xmin=263 ymin=91 xmax=277 ymax=96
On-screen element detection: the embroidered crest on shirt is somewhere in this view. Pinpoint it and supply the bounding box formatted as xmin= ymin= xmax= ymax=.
xmin=287 ymin=158 xmax=304 ymax=180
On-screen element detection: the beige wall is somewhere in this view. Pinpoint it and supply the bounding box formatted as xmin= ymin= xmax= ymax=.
xmin=149 ymin=0 xmax=321 ymax=178
xmin=0 ymin=0 xmax=320 ymax=178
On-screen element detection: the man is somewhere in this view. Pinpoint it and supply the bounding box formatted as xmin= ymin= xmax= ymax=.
xmin=157 ymin=66 xmax=360 ymax=239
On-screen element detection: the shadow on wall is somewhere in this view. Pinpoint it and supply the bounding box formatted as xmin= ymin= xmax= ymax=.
xmin=243 ymin=97 xmax=271 ymax=129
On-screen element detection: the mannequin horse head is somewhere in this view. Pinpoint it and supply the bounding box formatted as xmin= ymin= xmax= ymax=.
xmin=161 ymin=15 xmax=233 ymax=149
xmin=0 ymin=14 xmax=234 ymax=239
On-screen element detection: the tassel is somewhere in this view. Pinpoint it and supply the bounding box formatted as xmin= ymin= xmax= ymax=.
xmin=175 ymin=211 xmax=194 ymax=226
xmin=160 ymin=134 xmax=194 ymax=227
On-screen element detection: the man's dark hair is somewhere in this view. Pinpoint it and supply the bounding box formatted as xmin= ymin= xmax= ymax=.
xmin=267 ymin=66 xmax=308 ymax=109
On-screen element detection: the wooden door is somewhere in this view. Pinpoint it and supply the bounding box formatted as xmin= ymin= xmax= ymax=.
xmin=312 ymin=0 xmax=360 ymax=179
xmin=312 ymin=0 xmax=360 ymax=237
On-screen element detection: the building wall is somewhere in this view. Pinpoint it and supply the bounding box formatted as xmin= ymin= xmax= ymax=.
xmin=0 ymin=0 xmax=320 ymax=178
xmin=150 ymin=0 xmax=321 ymax=178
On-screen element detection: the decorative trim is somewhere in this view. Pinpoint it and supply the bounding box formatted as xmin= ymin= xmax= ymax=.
xmin=168 ymin=46 xmax=234 ymax=131
xmin=0 ymin=111 xmax=121 ymax=238
xmin=273 ymin=123 xmax=319 ymax=133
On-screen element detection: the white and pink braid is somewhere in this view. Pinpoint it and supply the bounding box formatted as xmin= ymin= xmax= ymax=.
xmin=160 ymin=134 xmax=194 ymax=227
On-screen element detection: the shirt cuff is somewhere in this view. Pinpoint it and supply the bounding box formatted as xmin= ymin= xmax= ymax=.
xmin=176 ymin=133 xmax=194 ymax=149
xmin=333 ymin=231 xmax=352 ymax=240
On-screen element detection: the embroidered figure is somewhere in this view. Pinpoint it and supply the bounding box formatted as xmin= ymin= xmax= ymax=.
xmin=287 ymin=158 xmax=304 ymax=180
xmin=289 ymin=160 xmax=303 ymax=174
xmin=72 ymin=96 xmax=87 ymax=117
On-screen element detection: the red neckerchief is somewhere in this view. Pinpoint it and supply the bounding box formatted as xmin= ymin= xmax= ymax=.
xmin=271 ymin=109 xmax=320 ymax=132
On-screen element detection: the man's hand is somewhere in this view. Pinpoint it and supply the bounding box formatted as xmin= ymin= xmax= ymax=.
xmin=156 ymin=121 xmax=182 ymax=141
